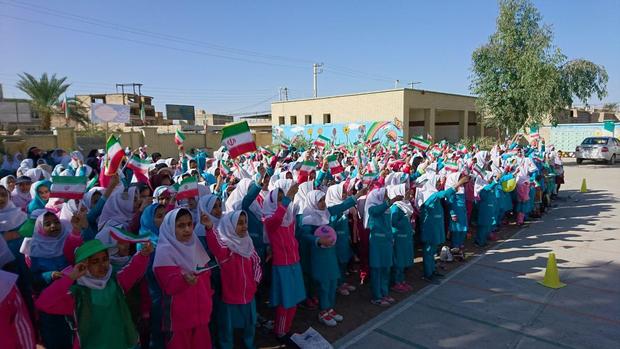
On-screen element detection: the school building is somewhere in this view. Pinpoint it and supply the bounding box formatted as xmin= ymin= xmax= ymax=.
xmin=271 ymin=88 xmax=490 ymax=142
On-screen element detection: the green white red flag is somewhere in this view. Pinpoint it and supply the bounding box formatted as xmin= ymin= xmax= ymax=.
xmin=409 ymin=137 xmax=431 ymax=151
xmin=219 ymin=161 xmax=232 ymax=176
xmin=126 ymin=155 xmax=152 ymax=183
xmin=313 ymin=135 xmax=330 ymax=149
xmin=221 ymin=121 xmax=257 ymax=158
xmin=174 ymin=176 xmax=199 ymax=200
xmin=105 ymin=135 xmax=124 ymax=176
xmin=174 ymin=129 xmax=186 ymax=145
xmin=443 ymin=161 xmax=459 ymax=172
xmin=326 ymin=154 xmax=343 ymax=175
xmin=109 ymin=226 xmax=150 ymax=243
xmin=298 ymin=161 xmax=317 ymax=177
xmin=362 ymin=172 xmax=377 ymax=185
xmin=50 ymin=176 xmax=87 ymax=200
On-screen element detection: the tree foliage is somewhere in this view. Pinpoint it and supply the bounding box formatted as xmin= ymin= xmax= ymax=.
xmin=470 ymin=0 xmax=608 ymax=134
xmin=16 ymin=72 xmax=70 ymax=130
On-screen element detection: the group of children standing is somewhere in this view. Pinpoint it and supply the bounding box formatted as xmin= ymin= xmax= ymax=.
xmin=0 ymin=138 xmax=564 ymax=348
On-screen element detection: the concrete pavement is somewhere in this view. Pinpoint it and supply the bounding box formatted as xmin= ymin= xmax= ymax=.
xmin=334 ymin=159 xmax=620 ymax=349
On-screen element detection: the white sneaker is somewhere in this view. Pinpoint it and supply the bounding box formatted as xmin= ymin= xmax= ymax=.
xmin=343 ymin=283 xmax=356 ymax=292
xmin=337 ymin=286 xmax=350 ymax=296
xmin=329 ymin=309 xmax=344 ymax=322
xmin=318 ymin=311 xmax=337 ymax=327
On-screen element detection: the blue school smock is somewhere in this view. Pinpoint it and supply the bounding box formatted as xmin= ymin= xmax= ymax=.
xmin=476 ymin=183 xmax=497 ymax=227
xmin=85 ymin=196 xmax=107 ymax=241
xmin=314 ymin=169 xmax=333 ymax=188
xmin=367 ymin=201 xmax=393 ymax=268
xmin=447 ymin=192 xmax=468 ymax=233
xmin=300 ymin=197 xmax=356 ymax=284
xmin=420 ymin=188 xmax=456 ymax=246
xmin=390 ymin=205 xmax=414 ymax=268
xmin=330 ymin=206 xmax=353 ymax=265
xmin=243 ymin=182 xmax=265 ymax=259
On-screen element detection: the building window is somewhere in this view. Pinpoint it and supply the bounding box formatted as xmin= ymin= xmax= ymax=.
xmin=305 ymin=115 xmax=312 ymax=124
xmin=278 ymin=116 xmax=285 ymax=125
xmin=290 ymin=115 xmax=297 ymax=125
xmin=323 ymin=113 xmax=331 ymax=124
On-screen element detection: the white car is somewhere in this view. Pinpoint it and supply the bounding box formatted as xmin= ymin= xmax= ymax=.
xmin=575 ymin=137 xmax=620 ymax=165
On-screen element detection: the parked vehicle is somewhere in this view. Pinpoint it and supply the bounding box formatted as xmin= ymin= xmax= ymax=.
xmin=575 ymin=137 xmax=620 ymax=165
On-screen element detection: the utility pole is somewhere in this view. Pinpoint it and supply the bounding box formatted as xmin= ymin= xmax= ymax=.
xmin=395 ymin=80 xmax=400 ymax=88
xmin=279 ymin=87 xmax=289 ymax=101
xmin=283 ymin=87 xmax=288 ymax=101
xmin=313 ymin=63 xmax=323 ymax=98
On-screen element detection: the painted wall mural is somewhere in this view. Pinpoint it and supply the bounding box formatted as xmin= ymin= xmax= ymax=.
xmin=273 ymin=118 xmax=403 ymax=145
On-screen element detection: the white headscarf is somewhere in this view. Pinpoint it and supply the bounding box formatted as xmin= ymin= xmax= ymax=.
xmin=474 ymin=172 xmax=495 ymax=197
xmin=363 ymin=188 xmax=386 ymax=228
xmin=224 ymin=178 xmax=262 ymax=219
xmin=28 ymin=211 xmax=70 ymax=258
xmin=216 ymin=210 xmax=255 ymax=258
xmin=301 ymin=190 xmax=330 ymax=226
xmin=0 ymin=187 xmax=27 ymax=232
xmin=387 ymin=184 xmax=414 ymax=217
xmin=294 ymin=180 xmax=314 ymax=215
xmin=97 ymin=187 xmax=138 ymax=230
xmin=263 ymin=180 xmax=296 ymax=227
xmin=153 ymin=208 xmax=211 ymax=273
xmin=76 ymin=267 xmax=112 ymax=290
xmin=325 ymin=182 xmax=348 ymax=215
xmin=415 ymin=173 xmax=439 ymax=208
xmin=58 ymin=199 xmax=80 ymax=225
xmin=445 ymin=171 xmax=464 ymax=194
xmin=194 ymin=194 xmax=221 ymax=237
xmin=83 ymin=187 xmax=104 ymax=210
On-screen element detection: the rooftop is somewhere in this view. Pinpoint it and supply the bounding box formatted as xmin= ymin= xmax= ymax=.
xmin=271 ymin=88 xmax=476 ymax=104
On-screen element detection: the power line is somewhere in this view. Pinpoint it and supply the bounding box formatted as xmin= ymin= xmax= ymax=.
xmin=224 ymin=94 xmax=279 ymax=114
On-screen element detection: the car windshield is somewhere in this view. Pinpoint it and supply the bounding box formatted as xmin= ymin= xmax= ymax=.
xmin=582 ymin=138 xmax=608 ymax=145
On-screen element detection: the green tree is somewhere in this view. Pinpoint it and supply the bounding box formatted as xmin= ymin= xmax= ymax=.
xmin=602 ymin=102 xmax=618 ymax=113
xmin=16 ymin=72 xmax=70 ymax=130
xmin=60 ymin=98 xmax=91 ymax=128
xmin=470 ymin=0 xmax=608 ymax=134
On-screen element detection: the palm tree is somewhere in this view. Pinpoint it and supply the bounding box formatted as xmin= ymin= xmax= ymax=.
xmin=16 ymin=72 xmax=70 ymax=130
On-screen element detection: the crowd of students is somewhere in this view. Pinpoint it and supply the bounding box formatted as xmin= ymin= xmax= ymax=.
xmin=0 ymin=139 xmax=565 ymax=349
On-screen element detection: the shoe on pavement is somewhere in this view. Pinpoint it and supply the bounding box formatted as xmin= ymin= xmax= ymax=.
xmin=433 ymin=271 xmax=445 ymax=278
xmin=422 ymin=276 xmax=440 ymax=284
xmin=343 ymin=282 xmax=356 ymax=292
xmin=337 ymin=286 xmax=350 ymax=296
xmin=318 ymin=311 xmax=337 ymax=327
xmin=328 ymin=309 xmax=343 ymax=322
xmin=401 ymin=282 xmax=413 ymax=291
xmin=391 ymin=283 xmax=408 ymax=293
xmin=383 ymin=296 xmax=396 ymax=303
xmin=370 ymin=299 xmax=391 ymax=307
xmin=299 ymin=299 xmax=318 ymax=310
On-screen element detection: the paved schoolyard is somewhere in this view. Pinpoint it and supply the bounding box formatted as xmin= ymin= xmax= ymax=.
xmin=335 ymin=159 xmax=620 ymax=349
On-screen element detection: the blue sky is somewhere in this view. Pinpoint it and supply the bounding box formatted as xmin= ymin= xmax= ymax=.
xmin=1 ymin=0 xmax=618 ymax=114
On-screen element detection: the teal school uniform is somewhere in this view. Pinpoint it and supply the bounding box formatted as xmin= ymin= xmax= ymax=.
xmin=367 ymin=201 xmax=392 ymax=300
xmin=447 ymin=193 xmax=468 ymax=247
xmin=390 ymin=205 xmax=414 ymax=284
xmin=420 ymin=188 xmax=455 ymax=278
xmin=475 ymin=183 xmax=497 ymax=246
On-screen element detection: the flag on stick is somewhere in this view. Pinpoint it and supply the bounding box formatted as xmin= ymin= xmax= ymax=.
xmin=50 ymin=176 xmax=87 ymax=200
xmin=326 ymin=154 xmax=343 ymax=175
xmin=105 ymin=135 xmax=124 ymax=176
xmin=174 ymin=176 xmax=199 ymax=200
xmin=221 ymin=121 xmax=257 ymax=158
xmin=174 ymin=129 xmax=186 ymax=145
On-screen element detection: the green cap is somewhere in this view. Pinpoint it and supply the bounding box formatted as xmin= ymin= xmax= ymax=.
xmin=75 ymin=240 xmax=108 ymax=264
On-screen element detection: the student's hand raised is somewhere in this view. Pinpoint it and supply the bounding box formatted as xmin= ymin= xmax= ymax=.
xmin=286 ymin=183 xmax=299 ymax=200
xmin=69 ymin=263 xmax=88 ymax=280
xmin=183 ymin=273 xmax=198 ymax=285
xmin=139 ymin=242 xmax=154 ymax=256
xmin=355 ymin=187 xmax=368 ymax=199
xmin=200 ymin=213 xmax=213 ymax=230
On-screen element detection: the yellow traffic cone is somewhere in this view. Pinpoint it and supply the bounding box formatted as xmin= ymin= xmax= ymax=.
xmin=580 ymin=178 xmax=587 ymax=193
xmin=538 ymin=253 xmax=566 ymax=289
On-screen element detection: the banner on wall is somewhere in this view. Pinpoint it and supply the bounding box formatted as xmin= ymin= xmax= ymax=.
xmin=273 ymin=118 xmax=404 ymax=145
xmin=91 ymin=103 xmax=130 ymax=124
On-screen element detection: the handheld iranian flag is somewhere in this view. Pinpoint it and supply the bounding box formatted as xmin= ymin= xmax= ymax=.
xmin=50 ymin=176 xmax=87 ymax=200
xmin=126 ymin=155 xmax=152 ymax=184
xmin=529 ymin=126 xmax=540 ymax=139
xmin=174 ymin=129 xmax=186 ymax=145
xmin=175 ymin=176 xmax=199 ymax=200
xmin=109 ymin=226 xmax=151 ymax=244
xmin=219 ymin=161 xmax=232 ymax=176
xmin=221 ymin=121 xmax=257 ymax=158
xmin=280 ymin=139 xmax=291 ymax=150
xmin=409 ymin=137 xmax=431 ymax=151
xmin=105 ymin=135 xmax=124 ymax=176
xmin=367 ymin=159 xmax=380 ymax=174
xmin=298 ymin=161 xmax=317 ymax=177
xmin=86 ymin=174 xmax=99 ymax=191
xmin=326 ymin=154 xmax=343 ymax=175
xmin=362 ymin=172 xmax=377 ymax=185
xmin=259 ymin=146 xmax=274 ymax=157
xmin=443 ymin=161 xmax=459 ymax=172
xmin=313 ymin=135 xmax=330 ymax=149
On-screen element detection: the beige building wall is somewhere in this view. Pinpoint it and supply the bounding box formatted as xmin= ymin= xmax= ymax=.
xmin=272 ymin=89 xmax=405 ymax=126
xmin=271 ymin=88 xmax=481 ymax=141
